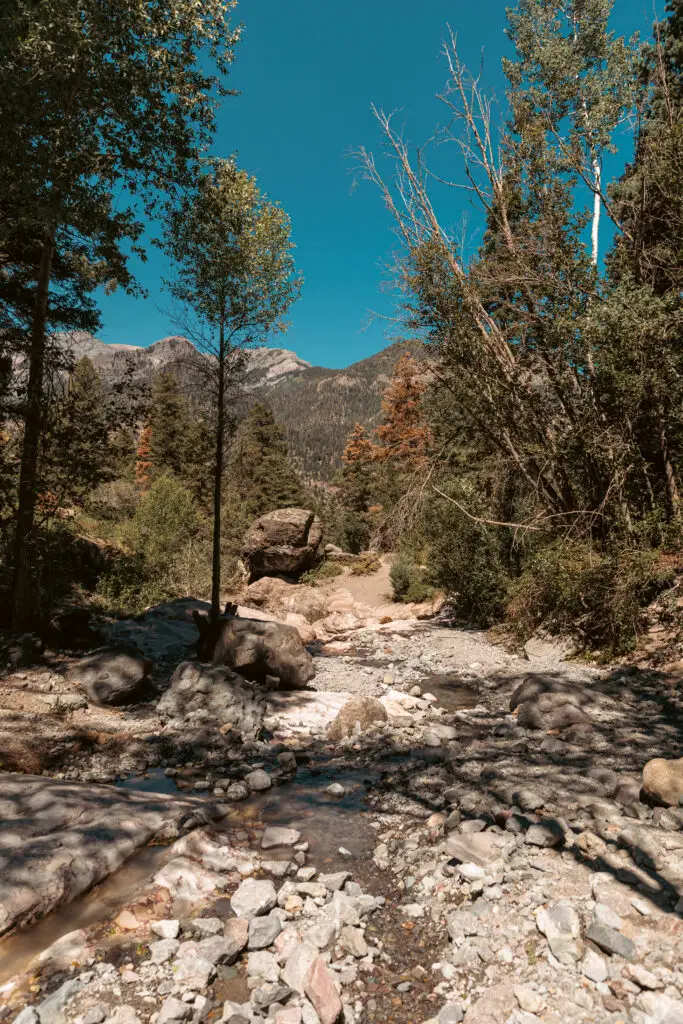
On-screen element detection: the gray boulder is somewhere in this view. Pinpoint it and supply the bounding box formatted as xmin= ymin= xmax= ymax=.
xmin=194 ymin=614 xmax=315 ymax=689
xmin=67 ymin=644 xmax=151 ymax=705
xmin=242 ymin=507 xmax=323 ymax=579
xmin=328 ymin=696 xmax=388 ymax=741
xmin=157 ymin=661 xmax=265 ymax=739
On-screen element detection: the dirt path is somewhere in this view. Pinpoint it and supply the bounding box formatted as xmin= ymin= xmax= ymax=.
xmin=333 ymin=556 xmax=395 ymax=608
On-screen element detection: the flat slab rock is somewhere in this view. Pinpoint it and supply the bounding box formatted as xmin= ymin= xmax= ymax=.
xmin=0 ymin=774 xmax=219 ymax=935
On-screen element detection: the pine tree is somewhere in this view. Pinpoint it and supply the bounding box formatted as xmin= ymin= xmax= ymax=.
xmin=374 ymin=354 xmax=429 ymax=465
xmin=41 ymin=356 xmax=112 ymax=507
xmin=340 ymin=424 xmax=376 ymax=514
xmin=230 ymin=403 xmax=305 ymax=518
xmin=149 ymin=371 xmax=190 ymax=480
xmin=135 ymin=425 xmax=153 ymax=493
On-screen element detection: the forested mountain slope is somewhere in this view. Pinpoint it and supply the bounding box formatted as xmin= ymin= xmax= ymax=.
xmin=49 ymin=332 xmax=422 ymax=481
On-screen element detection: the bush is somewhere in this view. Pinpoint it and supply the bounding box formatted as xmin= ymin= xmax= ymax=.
xmin=86 ymin=479 xmax=139 ymax=521
xmin=341 ymin=512 xmax=371 ymax=555
xmin=507 ymin=541 xmax=674 ymax=654
xmin=300 ymin=560 xmax=345 ymax=586
xmin=351 ymin=552 xmax=382 ymax=576
xmin=390 ymin=554 xmax=436 ymax=603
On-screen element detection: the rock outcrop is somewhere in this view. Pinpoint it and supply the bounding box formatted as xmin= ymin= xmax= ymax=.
xmin=245 ymin=576 xmax=329 ymax=624
xmin=195 ymin=614 xmax=315 ymax=689
xmin=242 ymin=508 xmax=323 ymax=580
xmin=67 ymin=644 xmax=151 ymax=706
xmin=157 ymin=661 xmax=266 ymax=738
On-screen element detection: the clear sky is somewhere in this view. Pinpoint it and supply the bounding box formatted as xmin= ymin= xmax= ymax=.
xmin=96 ymin=0 xmax=658 ymax=369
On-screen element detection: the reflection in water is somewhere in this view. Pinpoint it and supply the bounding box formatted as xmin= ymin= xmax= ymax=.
xmin=0 ymin=763 xmax=377 ymax=987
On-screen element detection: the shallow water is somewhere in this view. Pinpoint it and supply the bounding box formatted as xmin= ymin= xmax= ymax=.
xmin=0 ymin=762 xmax=378 ymax=989
xmin=422 ymin=673 xmax=479 ymax=712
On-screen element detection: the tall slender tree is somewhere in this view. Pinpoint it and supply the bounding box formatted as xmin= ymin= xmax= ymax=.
xmin=230 ymin=403 xmax=305 ymax=518
xmin=2 ymin=0 xmax=240 ymax=628
xmin=164 ymin=160 xmax=302 ymax=617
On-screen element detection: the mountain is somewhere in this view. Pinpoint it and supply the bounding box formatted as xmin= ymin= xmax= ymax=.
xmin=53 ymin=331 xmax=421 ymax=481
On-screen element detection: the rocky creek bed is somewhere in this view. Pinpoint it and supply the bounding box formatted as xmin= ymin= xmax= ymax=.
xmin=2 ymin=610 xmax=683 ymax=1024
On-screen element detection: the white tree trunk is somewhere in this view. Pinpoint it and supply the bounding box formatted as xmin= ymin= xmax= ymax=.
xmin=591 ymin=152 xmax=601 ymax=265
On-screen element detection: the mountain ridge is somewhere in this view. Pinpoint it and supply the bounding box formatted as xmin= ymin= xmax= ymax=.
xmin=55 ymin=331 xmax=422 ymax=481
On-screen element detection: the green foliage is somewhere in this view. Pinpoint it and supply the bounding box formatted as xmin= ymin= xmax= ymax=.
xmin=300 ymin=560 xmax=345 ymax=586
xmin=351 ymin=552 xmax=382 ymax=576
xmin=389 ymin=555 xmax=436 ymax=603
xmin=149 ymin=372 xmax=192 ymax=481
xmin=132 ymin=475 xmax=200 ymax=570
xmin=230 ymin=403 xmax=305 ymax=518
xmin=507 ymin=543 xmax=674 ymax=653
xmin=340 ymin=512 xmax=371 ymax=555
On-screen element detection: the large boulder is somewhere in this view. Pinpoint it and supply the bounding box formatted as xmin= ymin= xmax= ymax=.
xmin=68 ymin=644 xmax=151 ymax=705
xmin=157 ymin=661 xmax=266 ymax=739
xmin=242 ymin=508 xmax=323 ymax=580
xmin=642 ymin=757 xmax=683 ymax=807
xmin=194 ymin=615 xmax=315 ymax=689
xmin=244 ymin=576 xmax=329 ymax=624
xmin=328 ymin=696 xmax=388 ymax=741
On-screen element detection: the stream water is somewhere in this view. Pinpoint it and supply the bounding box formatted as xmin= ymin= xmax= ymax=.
xmin=0 ymin=762 xmax=379 ymax=988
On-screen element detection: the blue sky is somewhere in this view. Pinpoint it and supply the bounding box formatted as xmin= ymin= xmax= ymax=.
xmin=96 ymin=0 xmax=658 ymax=369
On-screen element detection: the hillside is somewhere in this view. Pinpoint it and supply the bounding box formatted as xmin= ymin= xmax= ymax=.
xmin=52 ymin=332 xmax=422 ymax=481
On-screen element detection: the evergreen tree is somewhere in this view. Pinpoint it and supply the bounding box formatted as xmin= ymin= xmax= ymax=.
xmin=149 ymin=371 xmax=191 ymax=480
xmin=42 ymin=356 xmax=112 ymax=508
xmin=340 ymin=424 xmax=376 ymax=515
xmin=230 ymin=403 xmax=305 ymax=518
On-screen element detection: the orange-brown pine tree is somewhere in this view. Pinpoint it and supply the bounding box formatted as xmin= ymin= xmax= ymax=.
xmin=135 ymin=424 xmax=153 ymax=492
xmin=341 ymin=423 xmax=376 ymax=513
xmin=373 ymin=353 xmax=429 ymax=464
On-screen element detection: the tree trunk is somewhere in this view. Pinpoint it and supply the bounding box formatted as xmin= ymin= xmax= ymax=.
xmin=12 ymin=223 xmax=56 ymax=631
xmin=211 ymin=318 xmax=226 ymax=619
xmin=660 ymin=418 xmax=681 ymax=519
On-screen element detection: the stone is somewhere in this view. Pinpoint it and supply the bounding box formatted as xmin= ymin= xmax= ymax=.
xmin=149 ymin=938 xmax=180 ymax=964
xmin=194 ymin=613 xmax=315 ymax=689
xmin=304 ymin=956 xmax=343 ymax=1024
xmin=626 ymin=964 xmax=663 ymax=990
xmin=438 ymin=1006 xmax=464 ymax=1024
xmin=231 ymin=878 xmax=278 ymax=919
xmin=525 ymin=821 xmax=564 ymax=848
xmin=318 ymin=872 xmax=350 ymax=893
xmin=536 ymin=902 xmax=582 ymax=964
xmin=154 ymin=857 xmax=226 ymax=902
xmin=13 ymin=1010 xmax=38 ymax=1024
xmin=262 ymin=826 xmax=301 ymax=849
xmin=463 ymin=983 xmax=515 ymax=1023
xmin=643 ymin=757 xmax=683 ymax=807
xmin=513 ymin=789 xmax=544 ymax=812
xmin=249 ymin=911 xmax=283 ymax=950
xmin=157 ymin=997 xmax=191 ymax=1024
xmin=227 ymin=782 xmax=249 ymax=801
xmin=247 ymin=950 xmax=281 ymax=982
xmin=190 ymin=916 xmax=223 ymax=937
xmin=68 ymin=644 xmax=151 ymax=705
xmin=157 ymin=661 xmax=266 ymax=739
xmin=104 ymin=1009 xmax=139 ymax=1024
xmin=446 ymin=832 xmax=509 ymax=868
xmin=514 ymin=988 xmax=544 ymax=1014
xmin=339 ymin=926 xmax=369 ymax=958
xmin=197 ymin=934 xmax=244 ymax=964
xmin=151 ymin=919 xmax=181 ymax=940
xmin=242 ymin=507 xmax=323 ymax=579
xmin=245 ymin=769 xmax=272 ymax=792
xmin=37 ymin=928 xmax=89 ymax=968
xmin=328 ymin=696 xmax=388 ymax=741
xmin=326 ymin=783 xmax=345 ymax=797
xmin=307 ymin=919 xmax=337 ymax=949
xmin=36 ymin=980 xmax=82 ymax=1024
xmin=582 ymin=947 xmax=608 ymax=983
xmin=585 ymin=921 xmax=636 ymax=960
xmin=171 ymin=955 xmax=214 ymax=990
xmin=524 ymin=634 xmax=580 ymax=662
xmin=83 ymin=1009 xmax=106 ymax=1024
xmin=251 ymin=984 xmax=293 ymax=1011
xmin=282 ymin=941 xmax=319 ymax=993
xmin=593 ymin=903 xmax=623 ymax=931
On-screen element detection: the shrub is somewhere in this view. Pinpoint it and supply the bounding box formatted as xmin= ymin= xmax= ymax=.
xmin=507 ymin=541 xmax=674 ymax=653
xmin=86 ymin=479 xmax=139 ymax=521
xmin=351 ymin=552 xmax=382 ymax=576
xmin=390 ymin=554 xmax=436 ymax=603
xmin=300 ymin=560 xmax=345 ymax=586
xmin=341 ymin=512 xmax=370 ymax=555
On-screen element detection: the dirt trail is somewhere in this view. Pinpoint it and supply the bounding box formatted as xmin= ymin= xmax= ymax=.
xmin=333 ymin=556 xmax=395 ymax=608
